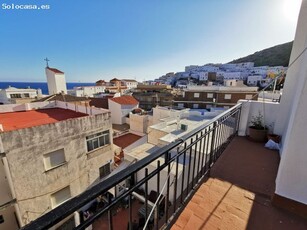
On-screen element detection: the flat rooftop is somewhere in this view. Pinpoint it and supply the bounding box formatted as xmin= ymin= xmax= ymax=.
xmin=113 ymin=133 xmax=142 ymax=149
xmin=0 ymin=108 xmax=88 ymax=132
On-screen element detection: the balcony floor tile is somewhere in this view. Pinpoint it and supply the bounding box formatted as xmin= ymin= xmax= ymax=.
xmin=172 ymin=137 xmax=307 ymax=230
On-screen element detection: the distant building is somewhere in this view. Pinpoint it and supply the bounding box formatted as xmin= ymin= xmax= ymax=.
xmin=0 ymin=86 xmax=42 ymax=104
xmin=247 ymin=75 xmax=263 ymax=86
xmin=45 ymin=67 xmax=67 ymax=95
xmin=69 ymin=85 xmax=106 ymax=97
xmin=121 ymin=79 xmax=138 ymax=90
xmin=0 ymin=102 xmax=114 ymax=229
xmin=132 ymin=84 xmax=174 ymax=110
xmin=95 ymin=78 xmax=138 ymax=94
xmin=108 ymin=95 xmax=139 ymax=125
xmin=35 ymin=93 xmax=90 ymax=105
xmin=174 ymin=85 xmax=258 ymax=109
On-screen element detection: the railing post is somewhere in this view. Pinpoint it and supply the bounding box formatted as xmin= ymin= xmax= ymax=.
xmin=108 ymin=193 xmax=113 ymax=230
xmin=209 ymin=121 xmax=217 ymax=175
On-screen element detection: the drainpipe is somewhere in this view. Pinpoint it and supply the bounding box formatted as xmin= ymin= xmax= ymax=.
xmin=2 ymin=156 xmax=23 ymax=227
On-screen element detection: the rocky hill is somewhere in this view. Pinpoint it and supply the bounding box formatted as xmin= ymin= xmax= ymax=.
xmin=229 ymin=41 xmax=293 ymax=67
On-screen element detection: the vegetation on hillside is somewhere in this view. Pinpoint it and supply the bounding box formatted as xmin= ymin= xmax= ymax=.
xmin=229 ymin=41 xmax=293 ymax=67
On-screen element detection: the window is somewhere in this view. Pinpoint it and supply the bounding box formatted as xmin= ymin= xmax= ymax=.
xmin=224 ymin=106 xmax=230 ymax=109
xmin=99 ymin=162 xmax=111 ymax=179
xmin=224 ymin=94 xmax=232 ymax=99
xmin=44 ymin=149 xmax=66 ymax=170
xmin=86 ymin=130 xmax=110 ymax=152
xmin=194 ymin=93 xmax=200 ymax=98
xmin=207 ymin=93 xmax=213 ymax=98
xmin=51 ymin=186 xmax=71 ymax=208
xmin=10 ymin=94 xmax=21 ymax=98
xmin=206 ymin=104 xmax=212 ymax=109
xmin=23 ymin=93 xmax=30 ymax=98
xmin=193 ymin=104 xmax=199 ymax=109
xmin=178 ymin=103 xmax=184 ymax=108
xmin=245 ymin=94 xmax=253 ymax=100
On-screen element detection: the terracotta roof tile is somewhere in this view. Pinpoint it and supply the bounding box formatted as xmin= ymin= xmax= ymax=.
xmin=109 ymin=95 xmax=139 ymax=105
xmin=46 ymin=67 xmax=64 ymax=74
xmin=0 ymin=108 xmax=87 ymax=131
xmin=113 ymin=133 xmax=142 ymax=149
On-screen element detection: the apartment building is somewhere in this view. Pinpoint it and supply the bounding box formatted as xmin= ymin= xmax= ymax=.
xmin=174 ymin=85 xmax=258 ymax=109
xmin=0 ymin=102 xmax=114 ymax=229
xmin=132 ymin=84 xmax=174 ymax=110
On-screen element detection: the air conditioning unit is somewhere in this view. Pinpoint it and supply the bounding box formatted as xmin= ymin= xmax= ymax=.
xmin=181 ymin=124 xmax=188 ymax=131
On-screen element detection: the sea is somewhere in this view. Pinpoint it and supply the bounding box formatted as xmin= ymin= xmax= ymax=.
xmin=0 ymin=82 xmax=96 ymax=95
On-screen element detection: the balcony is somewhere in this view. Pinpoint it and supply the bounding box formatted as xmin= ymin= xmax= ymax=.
xmin=21 ymin=102 xmax=307 ymax=230
xmin=172 ymin=136 xmax=307 ymax=230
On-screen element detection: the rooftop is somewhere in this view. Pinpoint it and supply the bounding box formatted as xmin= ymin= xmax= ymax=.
xmin=35 ymin=93 xmax=89 ymax=102
xmin=46 ymin=67 xmax=64 ymax=74
xmin=109 ymin=95 xmax=139 ymax=105
xmin=113 ymin=133 xmax=142 ymax=149
xmin=172 ymin=137 xmax=307 ymax=230
xmin=0 ymin=108 xmax=88 ymax=131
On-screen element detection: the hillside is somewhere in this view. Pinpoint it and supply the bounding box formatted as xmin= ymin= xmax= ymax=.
xmin=229 ymin=41 xmax=293 ymax=67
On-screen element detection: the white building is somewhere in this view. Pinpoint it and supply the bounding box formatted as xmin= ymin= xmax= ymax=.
xmin=108 ymin=95 xmax=139 ymax=125
xmin=185 ymin=65 xmax=219 ymax=73
xmin=0 ymin=86 xmax=42 ymax=104
xmin=122 ymin=79 xmax=138 ymax=90
xmin=69 ymin=85 xmax=106 ymax=97
xmin=247 ymin=75 xmax=263 ymax=86
xmin=46 ymin=67 xmax=67 ymax=95
xmin=0 ymin=101 xmax=114 ymax=229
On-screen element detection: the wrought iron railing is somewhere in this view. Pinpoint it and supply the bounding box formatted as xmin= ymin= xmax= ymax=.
xmin=21 ymin=103 xmax=242 ymax=230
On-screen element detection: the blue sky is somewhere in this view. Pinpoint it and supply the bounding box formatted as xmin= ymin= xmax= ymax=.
xmin=0 ymin=0 xmax=302 ymax=82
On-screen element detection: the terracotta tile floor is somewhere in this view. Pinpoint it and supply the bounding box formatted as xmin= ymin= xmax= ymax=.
xmin=171 ymin=137 xmax=307 ymax=230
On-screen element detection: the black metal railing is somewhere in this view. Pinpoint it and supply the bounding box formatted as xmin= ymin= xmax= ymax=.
xmin=21 ymin=103 xmax=242 ymax=230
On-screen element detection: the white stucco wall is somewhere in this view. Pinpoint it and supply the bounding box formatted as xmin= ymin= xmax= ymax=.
xmin=46 ymin=68 xmax=67 ymax=95
xmin=130 ymin=114 xmax=152 ymax=134
xmin=108 ymin=99 xmax=138 ymax=125
xmin=237 ymin=100 xmax=280 ymax=136
xmin=274 ymin=0 xmax=307 ymax=205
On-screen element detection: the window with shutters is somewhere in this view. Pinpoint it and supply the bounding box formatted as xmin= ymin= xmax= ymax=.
xmin=207 ymin=93 xmax=214 ymax=98
xmin=51 ymin=186 xmax=71 ymax=208
xmin=99 ymin=162 xmax=111 ymax=179
xmin=44 ymin=149 xmax=66 ymax=171
xmin=224 ymin=94 xmax=232 ymax=99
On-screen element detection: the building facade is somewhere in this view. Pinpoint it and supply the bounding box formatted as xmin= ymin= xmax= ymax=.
xmin=132 ymin=84 xmax=174 ymax=110
xmin=174 ymin=85 xmax=258 ymax=109
xmin=0 ymin=87 xmax=42 ymax=104
xmin=108 ymin=95 xmax=139 ymax=125
xmin=0 ymin=102 xmax=114 ymax=229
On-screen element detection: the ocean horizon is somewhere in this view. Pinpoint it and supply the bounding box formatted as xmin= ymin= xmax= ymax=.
xmin=0 ymin=81 xmax=96 ymax=95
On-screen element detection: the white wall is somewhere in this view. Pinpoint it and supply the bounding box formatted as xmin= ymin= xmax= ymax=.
xmin=46 ymin=68 xmax=67 ymax=95
xmin=274 ymin=0 xmax=307 ymax=205
xmin=108 ymin=100 xmax=138 ymax=125
xmin=238 ymin=100 xmax=280 ymax=136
